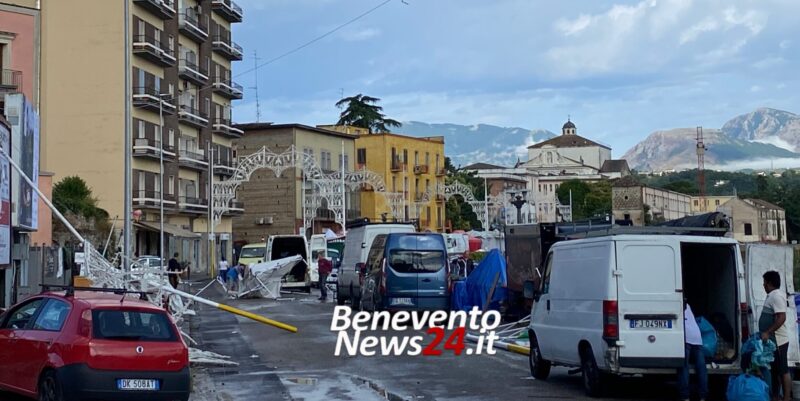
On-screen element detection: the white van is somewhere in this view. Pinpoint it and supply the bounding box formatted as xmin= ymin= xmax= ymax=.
xmin=309 ymin=234 xmax=328 ymax=285
xmin=336 ymin=222 xmax=415 ymax=307
xmin=267 ymin=235 xmax=310 ymax=292
xmin=528 ymin=236 xmax=798 ymax=397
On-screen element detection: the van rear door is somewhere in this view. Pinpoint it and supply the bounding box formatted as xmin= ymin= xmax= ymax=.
xmin=414 ymin=235 xmax=449 ymax=310
xmin=616 ymin=240 xmax=684 ymax=368
xmin=746 ymin=244 xmax=799 ymax=365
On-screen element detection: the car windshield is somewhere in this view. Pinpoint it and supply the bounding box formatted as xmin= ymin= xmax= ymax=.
xmin=92 ymin=309 xmax=177 ymax=342
xmin=388 ymin=250 xmax=445 ymax=273
xmin=240 ymin=247 xmax=265 ymax=258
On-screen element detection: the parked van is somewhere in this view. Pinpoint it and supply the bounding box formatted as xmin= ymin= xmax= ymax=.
xmin=238 ymin=243 xmax=267 ymax=267
xmin=360 ymin=233 xmax=449 ymax=311
xmin=267 ymin=235 xmax=310 ymax=292
xmin=337 ymin=222 xmax=415 ymax=307
xmin=528 ymin=236 xmax=798 ymax=397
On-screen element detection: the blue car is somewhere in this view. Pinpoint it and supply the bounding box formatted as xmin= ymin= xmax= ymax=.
xmin=359 ymin=233 xmax=450 ymax=311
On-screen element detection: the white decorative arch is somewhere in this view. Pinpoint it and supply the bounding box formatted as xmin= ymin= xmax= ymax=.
xmin=441 ymin=182 xmax=505 ymax=230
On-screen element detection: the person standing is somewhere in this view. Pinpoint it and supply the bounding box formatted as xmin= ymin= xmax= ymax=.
xmin=167 ymin=253 xmax=181 ymax=289
xmin=761 ymin=270 xmax=791 ymax=401
xmin=218 ymin=256 xmax=229 ymax=284
xmin=678 ymin=303 xmax=708 ymax=401
xmin=317 ymin=253 xmax=332 ymax=302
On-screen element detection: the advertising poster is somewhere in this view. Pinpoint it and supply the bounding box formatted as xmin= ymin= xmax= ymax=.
xmin=4 ymin=93 xmax=39 ymax=231
xmin=0 ymin=121 xmax=10 ymax=265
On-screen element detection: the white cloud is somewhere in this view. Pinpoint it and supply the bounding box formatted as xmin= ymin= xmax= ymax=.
xmin=555 ymin=14 xmax=593 ymax=36
xmin=750 ymin=85 xmax=762 ymax=92
xmin=680 ymin=17 xmax=719 ymax=44
xmin=779 ymin=40 xmax=792 ymax=49
xmin=777 ymin=83 xmax=787 ymax=89
xmin=340 ymin=27 xmax=381 ymax=42
xmin=752 ymin=56 xmax=785 ymax=69
xmin=752 ymin=137 xmax=797 ymax=152
xmin=709 ymin=157 xmax=800 ymax=171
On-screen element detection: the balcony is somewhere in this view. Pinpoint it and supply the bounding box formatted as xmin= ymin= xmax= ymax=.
xmin=134 ymin=0 xmax=176 ymax=19
xmin=133 ymin=191 xmax=177 ymax=209
xmin=390 ymin=157 xmax=403 ymax=172
xmin=212 ymin=36 xmax=243 ymax=60
xmin=179 ymin=12 xmax=208 ymax=42
xmin=0 ymin=69 xmax=21 ymax=91
xmin=413 ymin=165 xmax=429 ymax=175
xmin=132 ymin=87 xmax=176 ymax=114
xmin=178 ymin=59 xmax=208 ymax=85
xmin=436 ymin=194 xmax=446 ymax=203
xmin=178 ymin=148 xmax=208 ymax=171
xmin=178 ymin=104 xmax=209 ymax=128
xmin=211 ymin=77 xmax=243 ymax=99
xmin=211 ymin=0 xmax=243 ymax=23
xmin=436 ymin=167 xmax=446 ymax=177
xmin=212 ymin=118 xmax=244 ymax=138
xmin=214 ymin=161 xmax=236 ymax=177
xmin=133 ymin=138 xmax=177 ymax=160
xmin=178 ymin=195 xmax=208 ymax=213
xmin=132 ymin=35 xmax=176 ymax=67
xmin=226 ymin=199 xmax=244 ymax=215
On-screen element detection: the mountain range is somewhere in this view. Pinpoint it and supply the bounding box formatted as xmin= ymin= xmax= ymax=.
xmin=396 ymin=121 xmax=555 ymax=168
xmin=397 ymin=108 xmax=800 ymax=172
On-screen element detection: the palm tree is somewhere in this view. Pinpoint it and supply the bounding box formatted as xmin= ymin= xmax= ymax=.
xmin=335 ymin=94 xmax=401 ymax=133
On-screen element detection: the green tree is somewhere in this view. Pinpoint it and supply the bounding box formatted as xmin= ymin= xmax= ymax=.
xmin=663 ymin=180 xmax=698 ymax=195
xmin=556 ymin=179 xmax=611 ymax=220
xmin=53 ymin=176 xmax=108 ymax=219
xmin=335 ymin=94 xmax=401 ymax=133
xmin=442 ymin=157 xmax=486 ymax=230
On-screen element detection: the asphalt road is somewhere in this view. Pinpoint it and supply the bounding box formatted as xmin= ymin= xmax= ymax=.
xmin=187 ymin=282 xmax=713 ymax=401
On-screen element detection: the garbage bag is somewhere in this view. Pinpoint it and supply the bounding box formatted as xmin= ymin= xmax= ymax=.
xmin=726 ymin=374 xmax=769 ymax=401
xmin=697 ymin=317 xmax=717 ymax=358
xmin=742 ymin=335 xmax=777 ymax=369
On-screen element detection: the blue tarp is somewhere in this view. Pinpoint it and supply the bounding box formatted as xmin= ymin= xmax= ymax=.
xmin=451 ymin=249 xmax=507 ymax=311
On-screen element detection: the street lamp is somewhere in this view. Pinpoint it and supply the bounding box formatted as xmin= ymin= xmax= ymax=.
xmin=509 ymin=190 xmax=528 ymax=224
xmin=158 ymin=93 xmax=172 ymax=269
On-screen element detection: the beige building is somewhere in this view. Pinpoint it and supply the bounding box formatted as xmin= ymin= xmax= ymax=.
xmin=232 ymin=124 xmax=358 ymax=245
xmin=691 ymin=195 xmax=736 ymax=214
xmin=612 ymin=176 xmax=692 ymax=225
xmin=718 ymin=198 xmax=787 ymax=244
xmin=41 ymin=0 xmax=243 ymax=271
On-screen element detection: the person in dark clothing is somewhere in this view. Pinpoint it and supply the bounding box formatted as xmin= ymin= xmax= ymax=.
xmin=317 ymin=253 xmax=333 ymax=302
xmin=168 ymin=253 xmax=181 ymax=289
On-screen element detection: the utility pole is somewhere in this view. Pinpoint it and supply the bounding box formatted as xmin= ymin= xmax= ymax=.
xmin=341 ymin=140 xmax=347 ymax=235
xmin=251 ymin=50 xmax=262 ymax=122
xmin=483 ymin=177 xmax=489 ymax=231
xmin=207 ymin=142 xmax=215 ymax=277
xmin=158 ymin=94 xmax=168 ymax=270
xmin=123 ymin=0 xmax=132 ymax=271
xmin=696 ymin=126 xmax=707 ymax=205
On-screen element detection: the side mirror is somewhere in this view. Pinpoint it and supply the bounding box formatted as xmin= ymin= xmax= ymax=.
xmin=357 ymin=263 xmax=367 ymax=276
xmin=523 ymin=280 xmax=538 ymax=301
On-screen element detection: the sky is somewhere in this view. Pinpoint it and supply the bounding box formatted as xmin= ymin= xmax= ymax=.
xmin=230 ymin=0 xmax=800 ymax=157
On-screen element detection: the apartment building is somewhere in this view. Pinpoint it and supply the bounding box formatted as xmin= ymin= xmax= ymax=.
xmin=232 ymin=124 xmax=358 ymax=245
xmin=40 ymin=0 xmax=243 ymax=271
xmin=718 ymin=198 xmax=788 ymax=244
xmin=612 ymin=175 xmax=692 ymax=225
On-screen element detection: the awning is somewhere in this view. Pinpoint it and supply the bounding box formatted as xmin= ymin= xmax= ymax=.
xmin=134 ymin=222 xmax=201 ymax=238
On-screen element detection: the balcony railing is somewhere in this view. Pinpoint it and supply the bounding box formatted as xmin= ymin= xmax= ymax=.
xmin=132 ymin=35 xmax=176 ymax=66
xmin=132 ymin=86 xmax=176 ymax=114
xmin=0 ymin=69 xmax=22 ymax=90
xmin=178 ymin=148 xmax=207 ymax=171
xmin=211 ymin=0 xmax=243 ymax=23
xmin=212 ymin=36 xmax=243 ymax=60
xmin=178 ymin=103 xmax=209 ymax=128
xmin=226 ymin=200 xmax=244 ymax=214
xmin=179 ymin=12 xmax=208 ymax=42
xmin=212 ymin=118 xmax=244 ymax=138
xmin=436 ymin=167 xmax=446 ymax=177
xmin=212 ymin=77 xmax=243 ymax=99
xmin=133 ymin=0 xmax=176 ymax=19
xmin=413 ymin=165 xmax=429 ymax=174
xmin=133 ymin=138 xmax=176 ymax=158
xmin=133 ymin=190 xmax=176 ymax=208
xmin=390 ymin=157 xmax=403 ymax=172
xmin=178 ymin=59 xmax=208 ymax=85
xmin=178 ymin=196 xmax=208 ymax=212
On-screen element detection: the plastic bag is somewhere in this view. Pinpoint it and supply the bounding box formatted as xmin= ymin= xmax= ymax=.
xmin=742 ymin=335 xmax=777 ymax=369
xmin=697 ymin=317 xmax=717 ymax=358
xmin=726 ymin=374 xmax=769 ymax=401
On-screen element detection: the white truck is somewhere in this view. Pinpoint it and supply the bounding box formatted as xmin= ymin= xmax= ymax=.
xmin=528 ymin=235 xmax=798 ymax=397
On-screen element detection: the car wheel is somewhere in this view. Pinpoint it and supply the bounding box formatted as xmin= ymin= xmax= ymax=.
xmin=528 ymin=331 xmax=551 ymax=380
xmin=39 ymin=370 xmax=63 ymax=401
xmin=580 ymin=346 xmax=604 ymax=397
xmin=336 ymin=289 xmax=346 ymax=305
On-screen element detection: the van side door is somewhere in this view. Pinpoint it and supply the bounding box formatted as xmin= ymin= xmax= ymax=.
xmin=533 ymin=251 xmax=556 ymax=361
xmin=746 ymin=244 xmax=798 ymax=365
xmin=615 ymin=240 xmax=684 ymax=368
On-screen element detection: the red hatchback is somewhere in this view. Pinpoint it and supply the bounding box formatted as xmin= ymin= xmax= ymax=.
xmin=0 ymin=288 xmax=190 ymax=401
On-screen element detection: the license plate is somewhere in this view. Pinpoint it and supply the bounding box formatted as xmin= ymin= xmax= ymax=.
xmin=117 ymin=379 xmax=159 ymax=391
xmin=390 ymin=297 xmax=414 ymax=306
xmin=629 ymin=319 xmax=672 ymax=329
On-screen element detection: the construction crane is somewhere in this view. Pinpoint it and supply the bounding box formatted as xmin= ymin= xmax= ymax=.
xmin=696 ymin=126 xmax=707 ymax=207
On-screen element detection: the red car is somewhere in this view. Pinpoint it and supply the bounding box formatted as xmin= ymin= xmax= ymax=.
xmin=0 ymin=287 xmax=190 ymax=401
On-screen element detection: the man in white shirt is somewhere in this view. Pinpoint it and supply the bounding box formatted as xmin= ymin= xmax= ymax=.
xmin=678 ymin=303 xmax=707 ymax=401
xmin=761 ymin=270 xmax=791 ymax=401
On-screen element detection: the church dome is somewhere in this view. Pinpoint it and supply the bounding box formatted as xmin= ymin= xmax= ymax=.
xmin=562 ymin=120 xmax=576 ymax=130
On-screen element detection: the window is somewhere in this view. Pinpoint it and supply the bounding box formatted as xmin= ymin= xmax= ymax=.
xmin=339 ymin=154 xmax=349 ymax=171
xmin=425 ymin=152 xmax=430 ymax=166
xmin=624 ymin=214 xmax=631 ymax=220
xmin=744 ymin=223 xmax=753 ymax=236
xmin=2 ymin=298 xmax=45 ymax=329
xmin=138 ymin=171 xmax=145 ymax=196
xmin=155 ymin=173 xmax=161 ymax=194
xmin=92 ymin=310 xmax=178 ymax=342
xmin=168 ymin=176 xmax=174 ymax=195
xmin=541 ymin=252 xmax=554 ymax=294
xmin=138 ymin=120 xmax=145 ymax=139
xmin=32 ymin=300 xmax=71 ymax=332
xmin=392 ymin=177 xmax=397 ymax=192
xmin=694 ymin=200 xmax=698 ymax=206
xmin=168 ymin=129 xmax=175 ymax=147
xmin=137 ymin=20 xmax=145 ymax=36
xmin=357 ymin=148 xmax=367 ymax=165
xmin=414 ymin=151 xmax=419 ymax=166
xmin=715 ymin=199 xmax=720 ymax=206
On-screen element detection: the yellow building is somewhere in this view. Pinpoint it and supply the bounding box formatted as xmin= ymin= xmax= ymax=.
xmin=319 ymin=126 xmax=445 ymax=232
xmin=690 ymin=196 xmax=736 ymax=214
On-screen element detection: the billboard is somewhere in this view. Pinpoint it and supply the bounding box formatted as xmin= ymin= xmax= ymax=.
xmin=0 ymin=120 xmax=10 ymax=265
xmin=4 ymin=93 xmax=39 ymax=231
